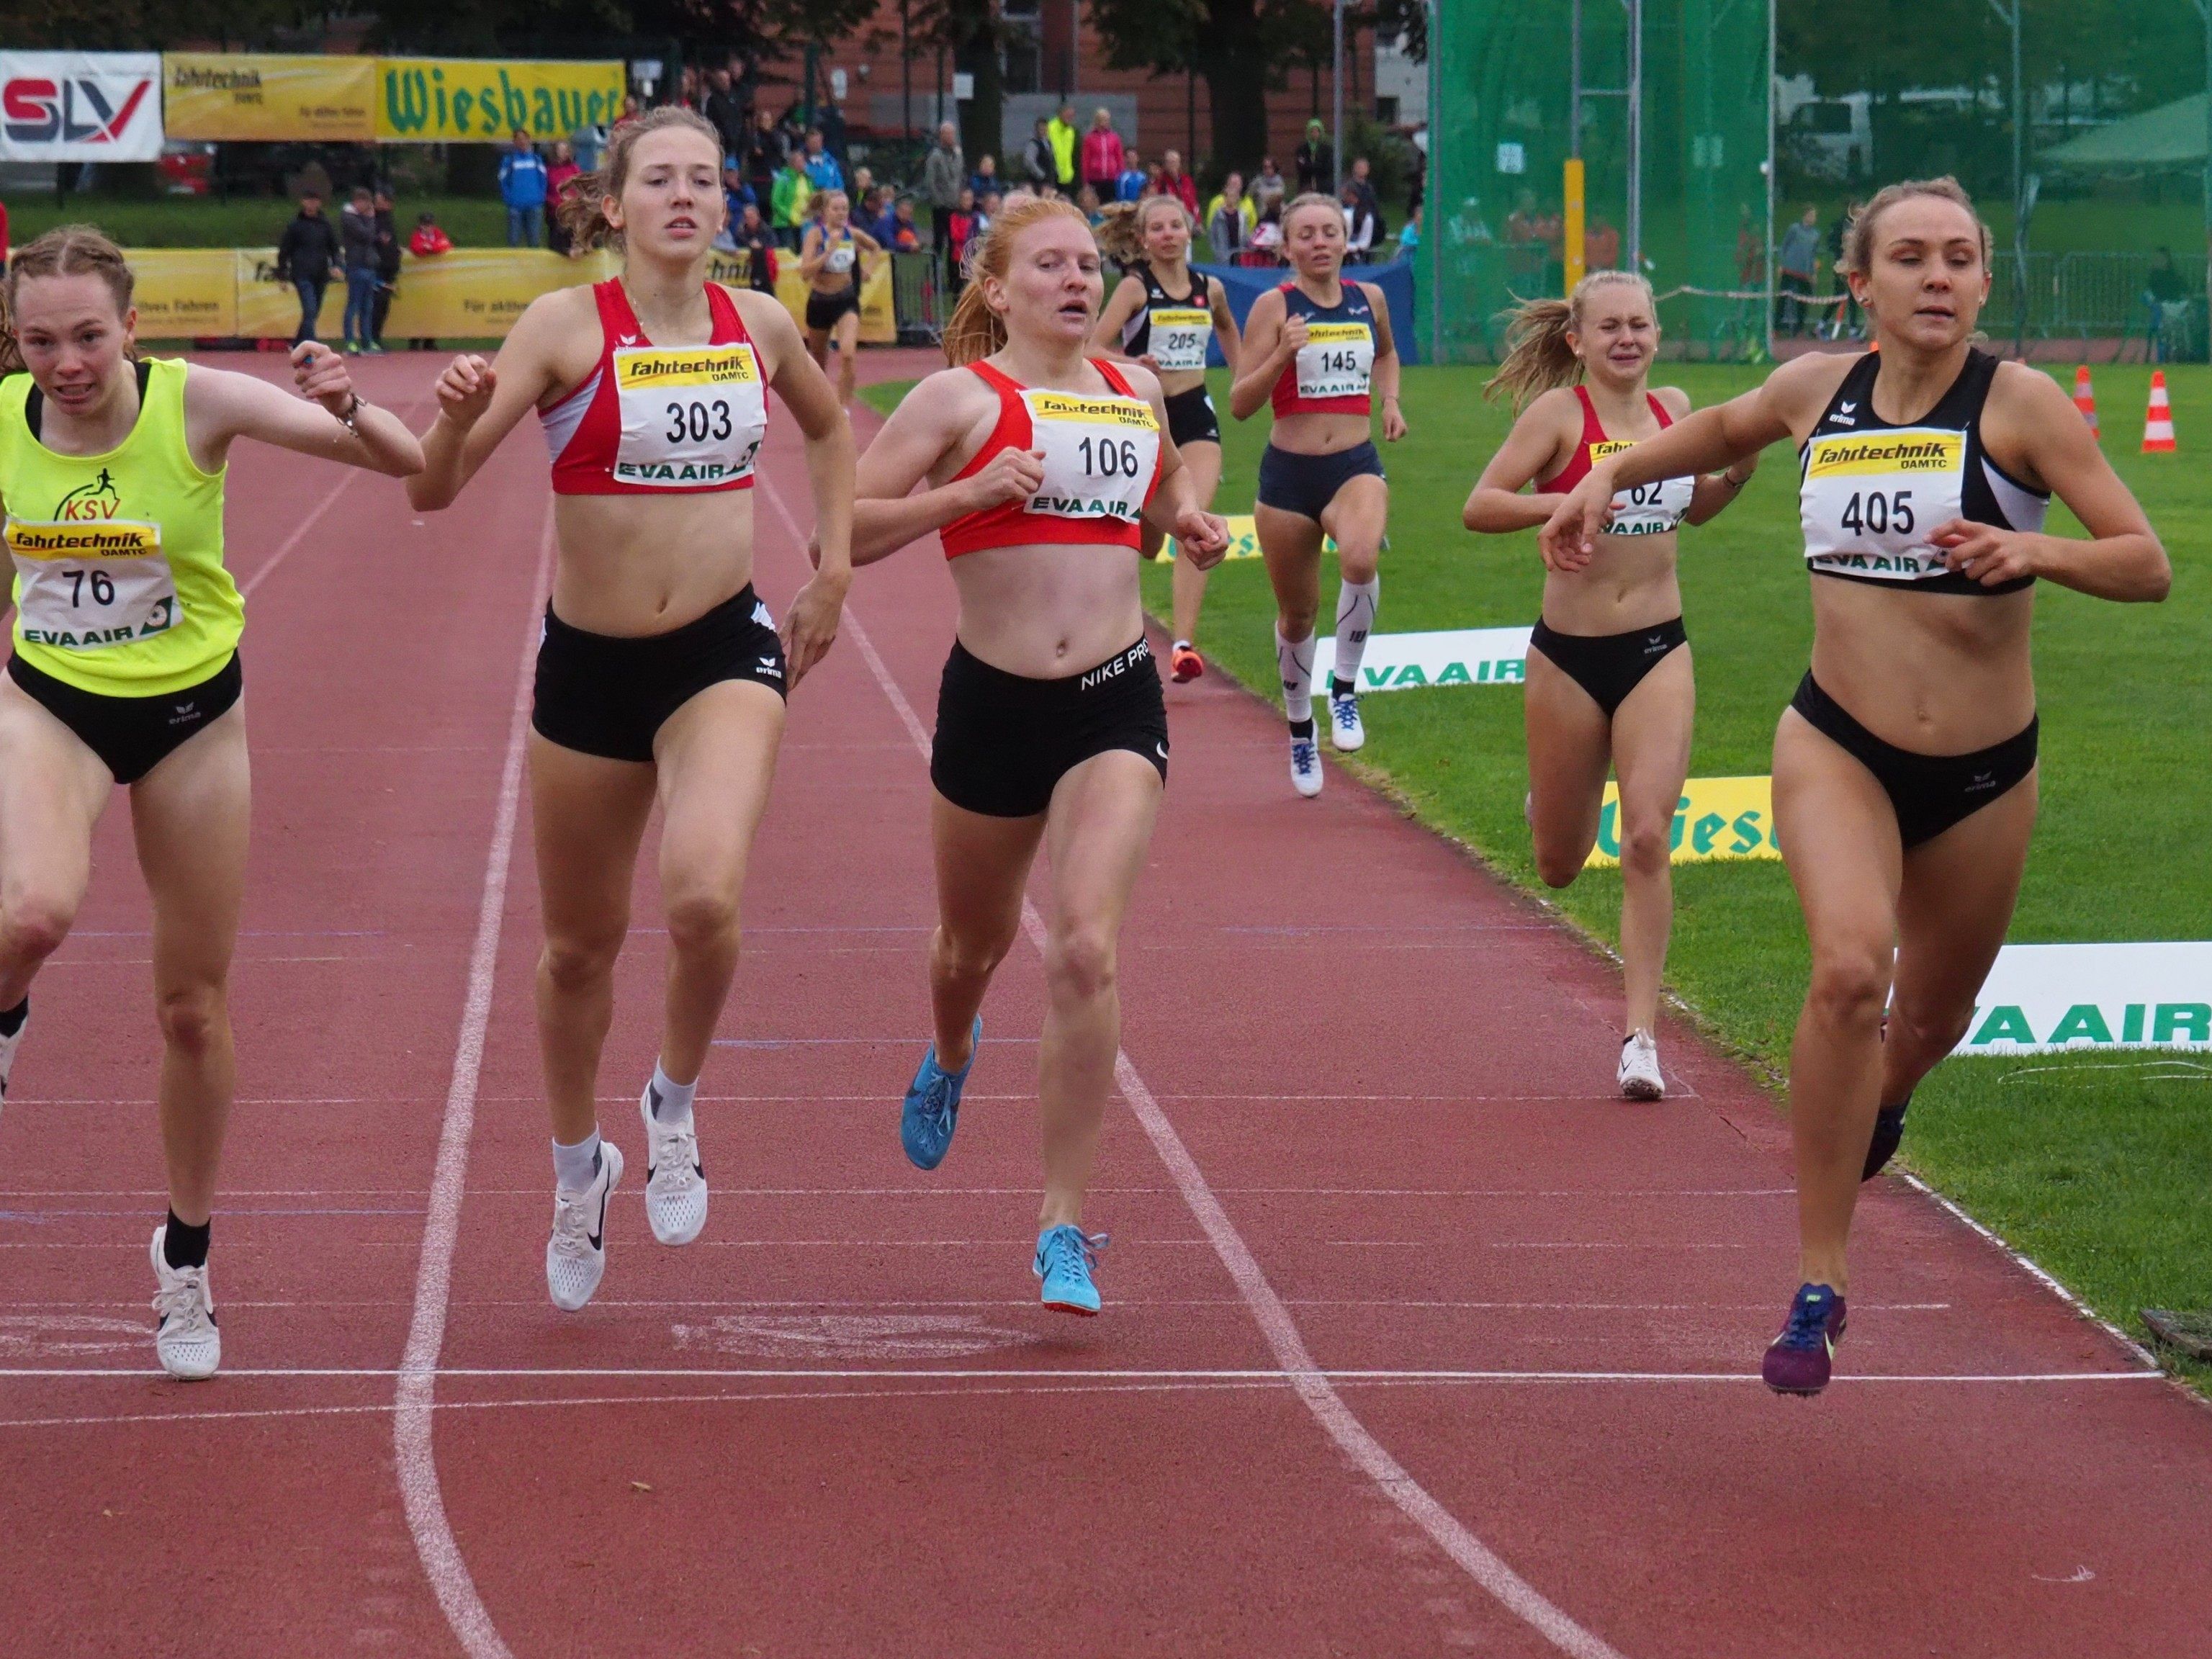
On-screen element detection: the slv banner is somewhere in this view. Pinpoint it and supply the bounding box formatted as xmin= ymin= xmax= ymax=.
xmin=1951 ymin=941 xmax=2212 ymax=1056
xmin=0 ymin=53 xmax=162 ymax=163
xmin=1310 ymin=626 xmax=1532 ymax=692
xmin=163 ymin=53 xmax=376 ymax=143
xmin=1583 ymin=775 xmax=1781 ymax=868
xmin=376 ymin=59 xmax=624 ymax=143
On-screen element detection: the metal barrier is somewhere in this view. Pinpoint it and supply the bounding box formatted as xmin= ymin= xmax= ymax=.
xmin=890 ymin=251 xmax=947 ymax=345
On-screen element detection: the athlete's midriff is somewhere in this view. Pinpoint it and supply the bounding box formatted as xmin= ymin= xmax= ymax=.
xmin=549 ymin=489 xmax=758 ymax=636
xmin=1804 ymin=578 xmax=2036 ymax=753
xmin=947 ymin=541 xmax=1147 ymax=680
xmin=1539 ymin=536 xmax=1683 ymax=636
xmin=1264 ymin=409 xmax=1374 ymax=457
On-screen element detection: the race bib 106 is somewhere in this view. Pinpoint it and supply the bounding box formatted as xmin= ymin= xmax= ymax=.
xmin=7 ymin=519 xmax=180 ymax=650
xmin=613 ymin=343 xmax=768 ymax=488
xmin=1022 ymin=391 xmax=1161 ymax=525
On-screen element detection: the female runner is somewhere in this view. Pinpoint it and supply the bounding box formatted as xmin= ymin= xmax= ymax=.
xmin=1090 ymin=195 xmax=1241 ymax=682
xmin=1230 ymin=194 xmax=1406 ymax=795
xmin=0 ymin=226 xmax=423 ymax=1377
xmin=1464 ymin=271 xmax=1755 ymax=1099
xmin=407 ymin=107 xmax=854 ymax=1313
xmin=1540 ymin=179 xmax=2169 ymax=1395
xmin=800 ymin=190 xmax=881 ymax=406
xmin=848 ymin=197 xmax=1227 ymax=1314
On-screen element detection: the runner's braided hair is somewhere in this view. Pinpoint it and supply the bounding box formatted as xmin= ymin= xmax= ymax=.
xmin=0 ymin=225 xmax=138 ymax=376
xmin=1483 ymin=270 xmax=1656 ymax=411
xmin=941 ymin=194 xmax=1094 ymax=367
xmin=556 ymin=105 xmax=724 ymax=253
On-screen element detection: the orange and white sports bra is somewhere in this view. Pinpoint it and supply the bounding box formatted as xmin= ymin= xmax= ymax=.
xmin=938 ymin=359 xmax=1163 ymax=558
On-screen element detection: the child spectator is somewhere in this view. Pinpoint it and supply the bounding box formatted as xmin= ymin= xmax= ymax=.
xmin=1115 ymin=150 xmax=1147 ymax=204
xmin=891 ymin=197 xmax=922 ymax=252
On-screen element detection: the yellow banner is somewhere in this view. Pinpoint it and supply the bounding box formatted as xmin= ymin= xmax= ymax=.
xmin=125 ymin=249 xmax=237 ymax=337
xmin=382 ymin=248 xmax=617 ymax=337
xmin=233 ymin=248 xmax=342 ymax=338
xmin=163 ymin=53 xmax=377 ymax=142
xmin=375 ymin=58 xmax=624 ymax=143
xmin=769 ymin=251 xmax=897 ymax=346
xmin=1584 ymin=775 xmax=1781 ymax=868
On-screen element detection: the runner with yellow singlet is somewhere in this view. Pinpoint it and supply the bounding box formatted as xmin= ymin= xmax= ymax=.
xmin=0 ymin=225 xmax=423 ymax=1380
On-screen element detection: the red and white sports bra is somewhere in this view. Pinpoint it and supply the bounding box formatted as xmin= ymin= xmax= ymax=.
xmin=542 ymin=279 xmax=768 ymax=495
xmin=1543 ymin=385 xmax=1696 ymax=537
xmin=938 ymin=359 xmax=1163 ymax=559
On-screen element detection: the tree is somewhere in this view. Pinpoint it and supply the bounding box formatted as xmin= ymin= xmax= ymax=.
xmin=1089 ymin=0 xmax=1331 ymax=174
xmin=905 ymin=0 xmax=1015 ymax=174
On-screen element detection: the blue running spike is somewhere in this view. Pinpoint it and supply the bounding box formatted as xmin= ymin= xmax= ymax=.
xmin=901 ymin=1016 xmax=981 ymax=1171
xmin=1033 ymin=1224 xmax=1110 ymax=1316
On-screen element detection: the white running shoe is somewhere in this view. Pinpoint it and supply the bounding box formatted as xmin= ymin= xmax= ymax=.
xmin=149 ymin=1226 xmax=221 ymax=1380
xmin=0 ymin=1000 xmax=24 ymax=1120
xmin=639 ymin=1082 xmax=708 ymax=1246
xmin=1328 ymin=690 xmax=1366 ymax=752
xmin=1289 ymin=732 xmax=1324 ymax=798
xmin=545 ymin=1141 xmax=624 ymax=1312
xmin=1618 ymin=1030 xmax=1665 ymax=1100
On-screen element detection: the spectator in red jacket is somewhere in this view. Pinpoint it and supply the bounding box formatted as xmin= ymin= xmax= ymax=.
xmin=408 ymin=212 xmax=453 ymax=258
xmin=1154 ymin=149 xmax=1199 ymax=216
xmin=1080 ymin=109 xmax=1125 ymax=197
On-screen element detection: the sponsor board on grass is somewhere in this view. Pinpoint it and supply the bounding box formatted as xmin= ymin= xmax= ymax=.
xmin=1952 ymin=941 xmax=2212 ymax=1056
xmin=1179 ymin=514 xmax=1344 ymax=562
xmin=1308 ymin=626 xmax=1533 ymax=692
xmin=1583 ymin=775 xmax=1780 ymax=868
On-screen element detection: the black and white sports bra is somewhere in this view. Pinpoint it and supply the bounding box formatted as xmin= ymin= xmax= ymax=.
xmin=1118 ymin=263 xmax=1216 ymax=374
xmin=1798 ymin=349 xmax=2049 ymax=596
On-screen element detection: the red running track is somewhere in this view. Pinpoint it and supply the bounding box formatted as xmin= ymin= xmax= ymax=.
xmin=1 ymin=351 xmax=2208 ymax=1657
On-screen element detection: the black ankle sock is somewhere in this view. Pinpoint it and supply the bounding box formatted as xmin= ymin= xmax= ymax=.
xmin=163 ymin=1211 xmax=211 ymax=1270
xmin=1289 ymin=716 xmax=1316 ymax=739
xmin=0 ymin=997 xmax=26 ymax=1038
xmin=1331 ymin=677 xmax=1356 ymax=699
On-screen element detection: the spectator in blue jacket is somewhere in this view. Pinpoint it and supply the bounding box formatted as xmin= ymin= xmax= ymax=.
xmin=801 ymin=129 xmax=843 ymax=192
xmin=498 ymin=130 xmax=550 ymax=247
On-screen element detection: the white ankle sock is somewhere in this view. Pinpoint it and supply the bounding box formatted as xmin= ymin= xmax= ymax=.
xmin=647 ymin=1062 xmax=696 ymax=1125
xmin=552 ymin=1128 xmax=602 ymax=1194
xmin=1331 ymin=577 xmax=1380 ymax=689
xmin=1275 ymin=624 xmax=1316 ymax=725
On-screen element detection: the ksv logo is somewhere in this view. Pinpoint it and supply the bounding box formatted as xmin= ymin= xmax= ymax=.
xmin=3 ymin=74 xmax=153 ymax=145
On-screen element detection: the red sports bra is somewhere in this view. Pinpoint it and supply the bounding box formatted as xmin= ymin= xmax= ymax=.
xmin=938 ymin=359 xmax=1164 ymax=559
xmin=541 ymin=279 xmax=768 ymax=495
xmin=1543 ymin=386 xmax=1696 ymax=538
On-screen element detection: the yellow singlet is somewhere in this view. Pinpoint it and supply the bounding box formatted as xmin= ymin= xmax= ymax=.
xmin=1 ymin=357 xmax=240 ymax=697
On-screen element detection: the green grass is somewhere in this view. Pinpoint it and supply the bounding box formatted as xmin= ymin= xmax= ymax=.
xmin=868 ymin=363 xmax=2212 ymax=1385
xmin=6 ymin=194 xmax=513 ymax=250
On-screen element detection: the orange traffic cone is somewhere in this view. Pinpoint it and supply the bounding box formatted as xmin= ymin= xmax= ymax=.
xmin=2141 ymin=369 xmax=2176 ymax=453
xmin=2072 ymin=365 xmax=2098 ymax=436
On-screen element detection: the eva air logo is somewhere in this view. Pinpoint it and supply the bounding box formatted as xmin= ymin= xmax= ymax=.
xmin=56 ymin=467 xmax=121 ymax=521
xmin=1966 ymin=1002 xmax=2209 ymax=1050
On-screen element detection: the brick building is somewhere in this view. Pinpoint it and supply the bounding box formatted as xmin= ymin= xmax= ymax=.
xmin=811 ymin=0 xmax=1386 ymax=181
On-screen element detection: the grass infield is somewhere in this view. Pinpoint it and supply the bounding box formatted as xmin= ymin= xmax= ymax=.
xmin=860 ymin=364 xmax=2211 ymax=1385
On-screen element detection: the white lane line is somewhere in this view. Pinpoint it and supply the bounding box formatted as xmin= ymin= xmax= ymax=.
xmin=756 ymin=475 xmax=1631 ymax=1659
xmin=0 ymin=1364 xmax=2157 ymax=1384
xmin=391 ymin=507 xmax=552 ymax=1659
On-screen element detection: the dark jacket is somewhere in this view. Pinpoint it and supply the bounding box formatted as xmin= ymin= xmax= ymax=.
xmin=340 ymin=204 xmax=379 ymax=273
xmin=703 ymin=89 xmax=746 ymax=158
xmin=373 ymin=207 xmax=401 ymax=281
xmin=276 ymin=210 xmax=342 ymax=284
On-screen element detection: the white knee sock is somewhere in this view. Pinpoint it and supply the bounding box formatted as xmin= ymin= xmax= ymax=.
xmin=1274 ymin=624 xmax=1318 ymax=727
xmin=647 ymin=1061 xmax=696 ymax=1126
xmin=1331 ymin=577 xmax=1380 ymax=693
xmin=552 ymin=1128 xmax=602 ymax=1194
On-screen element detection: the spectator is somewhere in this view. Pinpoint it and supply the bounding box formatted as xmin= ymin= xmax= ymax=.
xmin=1251 ymin=199 xmax=1284 ymax=261
xmin=1115 ymin=149 xmax=1148 ymax=204
xmin=820 ymin=97 xmax=850 ymax=181
xmin=1048 ymin=100 xmax=1079 ymax=189
xmin=703 ymin=66 xmax=746 ymax=160
xmin=852 ymin=166 xmax=875 ymax=202
xmin=1825 ymin=199 xmax=1863 ymax=338
xmin=1205 ymin=171 xmax=1256 ymax=261
xmin=733 ymin=202 xmax=778 ymax=295
xmin=976 ymin=188 xmax=1002 ymax=239
xmin=1348 ymin=156 xmax=1380 ymax=222
xmin=1253 ymin=156 xmax=1286 ymax=212
xmin=2145 ymin=245 xmax=2188 ymax=361
xmin=1295 ymin=120 xmax=1333 ymax=194
xmin=274 ymin=187 xmax=341 ymax=346
xmin=745 ymin=108 xmax=784 ymax=205
xmin=1077 ymin=183 xmax=1104 ymax=225
xmin=546 ymin=140 xmax=583 ymax=256
xmin=1396 ymin=203 xmax=1421 ymax=256
xmin=1339 ymin=181 xmax=1377 ymax=259
xmin=1081 ymin=108 xmax=1124 ymax=197
xmin=801 ymin=128 xmax=843 ymax=192
xmin=891 ymin=197 xmax=922 ymax=251
xmin=339 ymin=186 xmax=381 ymax=354
xmin=944 ymin=184 xmax=979 ymax=289
xmin=722 ymin=161 xmax=758 ymax=222
xmin=1024 ymin=117 xmax=1056 ymax=188
xmin=498 ymin=130 xmax=549 ymax=247
xmin=369 ymin=185 xmax=401 ymax=351
xmin=970 ymin=153 xmax=999 ymax=197
xmin=1587 ymin=217 xmax=1621 ymax=271
xmin=1155 ymin=149 xmax=1199 ymax=215
xmin=923 ymin=122 xmax=965 ymax=222
xmin=773 ymin=152 xmax=814 ymax=248
xmin=404 ymin=210 xmax=449 ymax=349
xmin=1776 ymin=204 xmax=1820 ymax=335
xmin=860 ymin=185 xmax=898 ymax=247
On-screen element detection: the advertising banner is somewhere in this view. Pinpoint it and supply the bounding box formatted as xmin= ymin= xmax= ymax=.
xmin=163 ymin=53 xmax=376 ymax=143
xmin=1583 ymin=775 xmax=1781 ymax=869
xmin=375 ymin=58 xmax=624 ymax=143
xmin=125 ymin=250 xmax=238 ymax=337
xmin=768 ymin=251 xmax=896 ymax=346
xmin=0 ymin=52 xmax=163 ymax=163
xmin=233 ymin=248 xmax=345 ymax=339
xmin=1951 ymin=941 xmax=2212 ymax=1056
xmin=1310 ymin=626 xmax=1533 ymax=692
